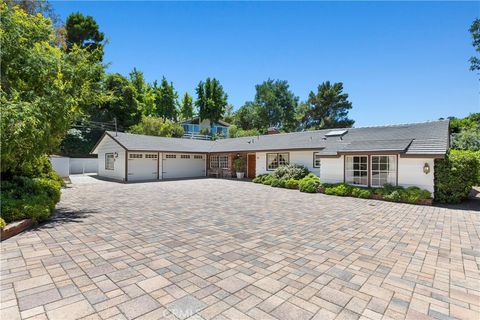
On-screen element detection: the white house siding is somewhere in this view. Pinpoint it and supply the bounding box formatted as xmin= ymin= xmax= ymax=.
xmin=319 ymin=156 xmax=344 ymax=184
xmin=255 ymin=151 xmax=321 ymax=176
xmin=96 ymin=136 xmax=126 ymax=181
xmin=398 ymin=157 xmax=435 ymax=194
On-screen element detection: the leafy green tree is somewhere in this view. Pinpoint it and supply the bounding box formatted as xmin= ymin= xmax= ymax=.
xmin=239 ymin=79 xmax=299 ymax=132
xmin=155 ymin=77 xmax=178 ymax=121
xmin=129 ymin=68 xmax=155 ymax=115
xmin=179 ymin=92 xmax=194 ymax=120
xmin=98 ymin=73 xmax=141 ymax=129
xmin=129 ymin=116 xmax=184 ymax=138
xmin=1 ymin=3 xmax=106 ymax=175
xmin=228 ymin=125 xmax=261 ymax=138
xmin=301 ymin=81 xmax=354 ymax=129
xmin=195 ymin=78 xmax=228 ymax=128
xmin=452 ymin=127 xmax=480 ymax=151
xmin=470 ymin=18 xmax=480 ymax=75
xmin=234 ymin=101 xmax=263 ymax=131
xmin=65 ymin=12 xmax=104 ymax=60
xmin=223 ymin=104 xmax=235 ymax=124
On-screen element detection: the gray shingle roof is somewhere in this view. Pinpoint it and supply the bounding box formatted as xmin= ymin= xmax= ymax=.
xmin=96 ymin=120 xmax=449 ymax=157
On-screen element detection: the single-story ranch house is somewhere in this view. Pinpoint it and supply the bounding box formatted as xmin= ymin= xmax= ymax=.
xmin=91 ymin=120 xmax=449 ymax=194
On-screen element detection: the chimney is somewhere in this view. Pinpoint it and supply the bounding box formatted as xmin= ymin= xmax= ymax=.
xmin=267 ymin=127 xmax=280 ymax=135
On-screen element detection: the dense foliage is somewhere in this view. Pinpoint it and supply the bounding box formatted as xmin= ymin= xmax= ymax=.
xmin=1 ymin=3 xmax=106 ymax=175
xmin=299 ymin=81 xmax=354 ymax=129
xmin=128 ymin=116 xmax=184 ymax=138
xmin=470 ymin=18 xmax=480 ymax=75
xmin=1 ymin=156 xmax=63 ymax=223
xmin=434 ymin=150 xmax=480 ymax=203
xmin=195 ymin=78 xmax=228 ymax=128
xmin=271 ymin=164 xmax=309 ymax=180
xmin=449 ymin=113 xmax=480 ymax=151
xmin=298 ymin=174 xmax=321 ymax=193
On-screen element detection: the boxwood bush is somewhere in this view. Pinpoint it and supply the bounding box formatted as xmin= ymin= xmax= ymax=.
xmin=435 ymin=150 xmax=480 ymax=203
xmin=298 ymin=173 xmax=321 ymax=193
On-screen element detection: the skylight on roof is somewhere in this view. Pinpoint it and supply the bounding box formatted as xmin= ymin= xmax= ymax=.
xmin=325 ymin=130 xmax=348 ymax=137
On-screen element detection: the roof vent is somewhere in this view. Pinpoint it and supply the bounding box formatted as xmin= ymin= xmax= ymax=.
xmin=325 ymin=130 xmax=348 ymax=137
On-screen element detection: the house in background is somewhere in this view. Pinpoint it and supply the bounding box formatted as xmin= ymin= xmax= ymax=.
xmin=91 ymin=120 xmax=449 ymax=194
xmin=180 ymin=117 xmax=230 ymax=139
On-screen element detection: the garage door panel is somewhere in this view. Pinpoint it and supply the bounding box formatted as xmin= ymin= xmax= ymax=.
xmin=128 ymin=153 xmax=158 ymax=181
xmin=162 ymin=153 xmax=206 ymax=179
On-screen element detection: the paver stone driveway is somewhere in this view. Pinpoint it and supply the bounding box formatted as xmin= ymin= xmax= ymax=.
xmin=1 ymin=178 xmax=479 ymax=320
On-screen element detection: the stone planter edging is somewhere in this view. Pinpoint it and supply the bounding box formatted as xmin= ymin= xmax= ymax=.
xmin=1 ymin=219 xmax=34 ymax=241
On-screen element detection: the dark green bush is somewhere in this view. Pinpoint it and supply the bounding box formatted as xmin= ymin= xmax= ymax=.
xmin=299 ymin=173 xmax=321 ymax=193
xmin=435 ymin=150 xmax=479 ymax=203
xmin=271 ymin=164 xmax=309 ymax=180
xmin=285 ymin=179 xmax=299 ymax=189
xmin=1 ymin=175 xmax=62 ymax=223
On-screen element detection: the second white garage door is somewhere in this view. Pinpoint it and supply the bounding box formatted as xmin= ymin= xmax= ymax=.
xmin=162 ymin=153 xmax=206 ymax=179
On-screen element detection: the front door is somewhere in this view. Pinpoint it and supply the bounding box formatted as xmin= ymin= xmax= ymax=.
xmin=247 ymin=154 xmax=256 ymax=178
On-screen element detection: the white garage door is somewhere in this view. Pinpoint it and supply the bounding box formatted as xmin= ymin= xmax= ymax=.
xmin=127 ymin=153 xmax=158 ymax=181
xmin=162 ymin=153 xmax=206 ymax=179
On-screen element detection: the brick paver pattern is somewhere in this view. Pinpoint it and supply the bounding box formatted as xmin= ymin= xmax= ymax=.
xmin=1 ymin=179 xmax=479 ymax=320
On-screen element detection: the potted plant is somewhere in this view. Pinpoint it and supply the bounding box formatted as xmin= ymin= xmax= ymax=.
xmin=233 ymin=157 xmax=245 ymax=179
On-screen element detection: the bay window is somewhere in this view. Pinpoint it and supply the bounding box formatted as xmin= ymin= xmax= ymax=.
xmin=345 ymin=156 xmax=368 ymax=186
xmin=371 ymin=155 xmax=396 ymax=187
xmin=267 ymin=153 xmax=289 ymax=170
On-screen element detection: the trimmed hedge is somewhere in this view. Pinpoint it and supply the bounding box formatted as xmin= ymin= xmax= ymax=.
xmin=434 ymin=150 xmax=480 ymax=203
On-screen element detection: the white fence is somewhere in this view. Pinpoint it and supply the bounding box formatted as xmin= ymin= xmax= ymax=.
xmin=49 ymin=156 xmax=98 ymax=177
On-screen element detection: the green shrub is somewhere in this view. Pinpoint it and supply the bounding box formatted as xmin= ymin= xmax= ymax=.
xmin=253 ymin=174 xmax=269 ymax=183
xmin=403 ymin=187 xmax=431 ymax=204
xmin=384 ymin=190 xmax=402 ymax=202
xmin=351 ymin=187 xmax=372 ymax=199
xmin=271 ymin=164 xmax=309 ymax=180
xmin=0 ymin=218 xmax=6 ymax=229
xmin=1 ymin=175 xmax=62 ymax=223
xmin=285 ymin=179 xmax=299 ymax=189
xmin=270 ymin=178 xmax=281 ymax=187
xmin=262 ymin=175 xmax=273 ymax=185
xmin=298 ymin=174 xmax=321 ymax=193
xmin=435 ymin=150 xmax=479 ymax=203
xmin=324 ymin=183 xmax=351 ymax=196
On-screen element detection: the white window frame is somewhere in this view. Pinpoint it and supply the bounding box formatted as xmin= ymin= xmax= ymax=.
xmin=210 ymin=155 xmax=229 ymax=169
xmin=313 ymin=152 xmax=321 ymax=168
xmin=345 ymin=155 xmax=368 ymax=186
xmin=105 ymin=153 xmax=115 ymax=170
xmin=370 ymin=155 xmax=397 ymax=187
xmin=266 ymin=153 xmax=289 ymax=171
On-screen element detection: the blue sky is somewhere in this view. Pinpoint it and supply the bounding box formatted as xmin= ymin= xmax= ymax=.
xmin=53 ymin=1 xmax=479 ymax=127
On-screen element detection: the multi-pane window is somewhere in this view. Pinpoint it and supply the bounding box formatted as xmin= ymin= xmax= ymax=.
xmin=345 ymin=156 xmax=368 ymax=186
xmin=267 ymin=153 xmax=289 ymax=170
xmin=194 ymin=155 xmax=203 ymax=159
xmin=181 ymin=155 xmax=191 ymax=159
xmin=145 ymin=154 xmax=157 ymax=159
xmin=129 ymin=153 xmax=142 ymax=159
xmin=313 ymin=152 xmax=321 ymax=168
xmin=105 ymin=153 xmax=115 ymax=170
xmin=371 ymin=156 xmax=396 ymax=187
xmin=165 ymin=154 xmax=176 ymax=159
xmin=210 ymin=155 xmax=229 ymax=169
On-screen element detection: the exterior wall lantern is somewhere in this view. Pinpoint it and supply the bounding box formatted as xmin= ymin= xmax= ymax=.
xmin=423 ymin=162 xmax=430 ymax=174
